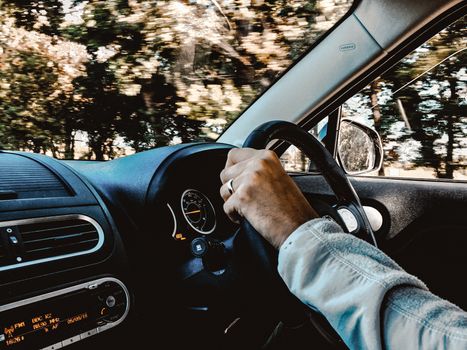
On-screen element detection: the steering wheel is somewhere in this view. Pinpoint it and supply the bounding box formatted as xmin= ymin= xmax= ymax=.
xmin=235 ymin=120 xmax=377 ymax=347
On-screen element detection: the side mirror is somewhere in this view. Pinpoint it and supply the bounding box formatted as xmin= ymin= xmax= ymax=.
xmin=337 ymin=119 xmax=383 ymax=175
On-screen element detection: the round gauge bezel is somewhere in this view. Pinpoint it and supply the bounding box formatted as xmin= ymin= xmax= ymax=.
xmin=180 ymin=189 xmax=217 ymax=235
xmin=166 ymin=203 xmax=178 ymax=239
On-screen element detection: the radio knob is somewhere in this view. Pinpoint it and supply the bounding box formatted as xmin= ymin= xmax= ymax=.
xmin=106 ymin=295 xmax=116 ymax=308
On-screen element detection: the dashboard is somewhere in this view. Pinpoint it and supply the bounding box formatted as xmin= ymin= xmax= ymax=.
xmin=0 ymin=143 xmax=236 ymax=349
xmin=0 ymin=150 xmax=133 ymax=349
xmin=0 ymin=142 xmax=387 ymax=349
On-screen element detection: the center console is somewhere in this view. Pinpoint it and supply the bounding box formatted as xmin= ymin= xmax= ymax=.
xmin=0 ymin=278 xmax=129 ymax=350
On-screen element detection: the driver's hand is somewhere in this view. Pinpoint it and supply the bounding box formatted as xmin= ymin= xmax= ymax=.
xmin=220 ymin=148 xmax=318 ymax=249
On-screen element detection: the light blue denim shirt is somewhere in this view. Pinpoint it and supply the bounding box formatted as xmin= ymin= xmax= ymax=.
xmin=278 ymin=218 xmax=467 ymax=349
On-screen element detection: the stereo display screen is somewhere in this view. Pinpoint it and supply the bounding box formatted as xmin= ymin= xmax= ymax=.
xmin=0 ymin=280 xmax=127 ymax=350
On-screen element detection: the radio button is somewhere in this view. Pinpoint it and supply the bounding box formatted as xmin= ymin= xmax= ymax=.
xmin=106 ymin=295 xmax=116 ymax=308
xmin=80 ymin=328 xmax=98 ymax=340
xmin=62 ymin=335 xmax=80 ymax=346
xmin=42 ymin=342 xmax=62 ymax=350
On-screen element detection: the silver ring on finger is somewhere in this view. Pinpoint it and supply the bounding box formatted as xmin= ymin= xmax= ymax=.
xmin=227 ymin=178 xmax=235 ymax=195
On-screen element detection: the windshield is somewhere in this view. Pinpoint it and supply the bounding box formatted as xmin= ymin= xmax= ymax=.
xmin=0 ymin=0 xmax=352 ymax=160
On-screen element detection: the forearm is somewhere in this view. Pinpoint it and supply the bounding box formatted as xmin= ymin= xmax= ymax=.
xmin=382 ymin=286 xmax=467 ymax=349
xmin=278 ymin=218 xmax=467 ymax=349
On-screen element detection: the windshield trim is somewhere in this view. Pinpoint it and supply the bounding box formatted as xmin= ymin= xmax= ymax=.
xmin=217 ymin=0 xmax=359 ymax=141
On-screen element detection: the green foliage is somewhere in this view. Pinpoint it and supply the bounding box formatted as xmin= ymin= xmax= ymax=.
xmin=0 ymin=50 xmax=64 ymax=154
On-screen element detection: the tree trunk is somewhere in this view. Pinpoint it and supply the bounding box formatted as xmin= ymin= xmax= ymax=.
xmin=105 ymin=140 xmax=115 ymax=160
xmin=33 ymin=143 xmax=41 ymax=154
xmin=64 ymin=126 xmax=75 ymax=160
xmin=93 ymin=146 xmax=104 ymax=161
xmin=51 ymin=144 xmax=58 ymax=158
xmin=444 ymin=114 xmax=454 ymax=179
xmin=88 ymin=133 xmax=105 ymax=161
xmin=443 ymin=78 xmax=458 ymax=179
xmin=369 ymin=80 xmax=385 ymax=175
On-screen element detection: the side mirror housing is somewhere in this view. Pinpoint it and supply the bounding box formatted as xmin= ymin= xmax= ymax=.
xmin=337 ymin=119 xmax=383 ymax=175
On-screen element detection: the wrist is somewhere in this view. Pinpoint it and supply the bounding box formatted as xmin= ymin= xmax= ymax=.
xmin=275 ymin=213 xmax=317 ymax=249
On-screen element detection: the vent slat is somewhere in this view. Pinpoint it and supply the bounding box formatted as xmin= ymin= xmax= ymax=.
xmin=21 ymin=223 xmax=93 ymax=235
xmin=24 ymin=239 xmax=99 ymax=260
xmin=23 ymin=231 xmax=97 ymax=246
xmin=21 ymin=227 xmax=96 ymax=243
xmin=20 ymin=219 xmax=87 ymax=230
xmin=25 ymin=238 xmax=99 ymax=254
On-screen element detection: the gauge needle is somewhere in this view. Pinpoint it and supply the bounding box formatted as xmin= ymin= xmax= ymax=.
xmin=185 ymin=210 xmax=201 ymax=215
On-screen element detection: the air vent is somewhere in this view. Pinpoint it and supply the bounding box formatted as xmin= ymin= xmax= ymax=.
xmin=0 ymin=215 xmax=104 ymax=270
xmin=20 ymin=218 xmax=100 ymax=261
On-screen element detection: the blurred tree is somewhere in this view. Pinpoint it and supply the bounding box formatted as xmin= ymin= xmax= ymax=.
xmin=344 ymin=16 xmax=466 ymax=179
xmin=0 ymin=2 xmax=86 ymax=157
xmin=65 ymin=1 xmax=144 ymax=159
xmin=4 ymin=0 xmax=64 ymax=36
xmin=381 ymin=17 xmax=466 ymax=179
xmin=0 ymin=50 xmax=65 ymax=154
xmin=72 ymin=62 xmax=133 ymax=160
xmin=1 ymin=0 xmax=354 ymax=159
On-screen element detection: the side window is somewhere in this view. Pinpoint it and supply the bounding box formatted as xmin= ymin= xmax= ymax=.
xmin=280 ymin=117 xmax=328 ymax=172
xmin=340 ymin=16 xmax=466 ymax=180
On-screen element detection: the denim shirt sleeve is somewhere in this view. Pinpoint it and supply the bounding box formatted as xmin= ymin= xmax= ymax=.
xmin=277 ymin=218 xmax=467 ymax=350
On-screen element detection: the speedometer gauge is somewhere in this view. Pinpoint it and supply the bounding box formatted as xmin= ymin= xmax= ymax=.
xmin=181 ymin=189 xmax=216 ymax=234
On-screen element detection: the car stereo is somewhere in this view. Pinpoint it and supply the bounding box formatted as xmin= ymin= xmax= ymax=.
xmin=0 ymin=277 xmax=129 ymax=350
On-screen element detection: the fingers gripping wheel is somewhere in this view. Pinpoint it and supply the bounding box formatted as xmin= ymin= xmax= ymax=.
xmin=243 ymin=120 xmax=377 ymax=246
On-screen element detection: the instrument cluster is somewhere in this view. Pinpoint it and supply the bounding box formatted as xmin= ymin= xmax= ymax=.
xmin=167 ymin=188 xmax=229 ymax=243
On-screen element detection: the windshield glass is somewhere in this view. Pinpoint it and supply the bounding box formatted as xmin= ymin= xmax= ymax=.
xmin=0 ymin=0 xmax=352 ymax=160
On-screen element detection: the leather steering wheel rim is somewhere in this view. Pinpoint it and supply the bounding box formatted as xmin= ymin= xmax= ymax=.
xmin=243 ymin=120 xmax=377 ymax=246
